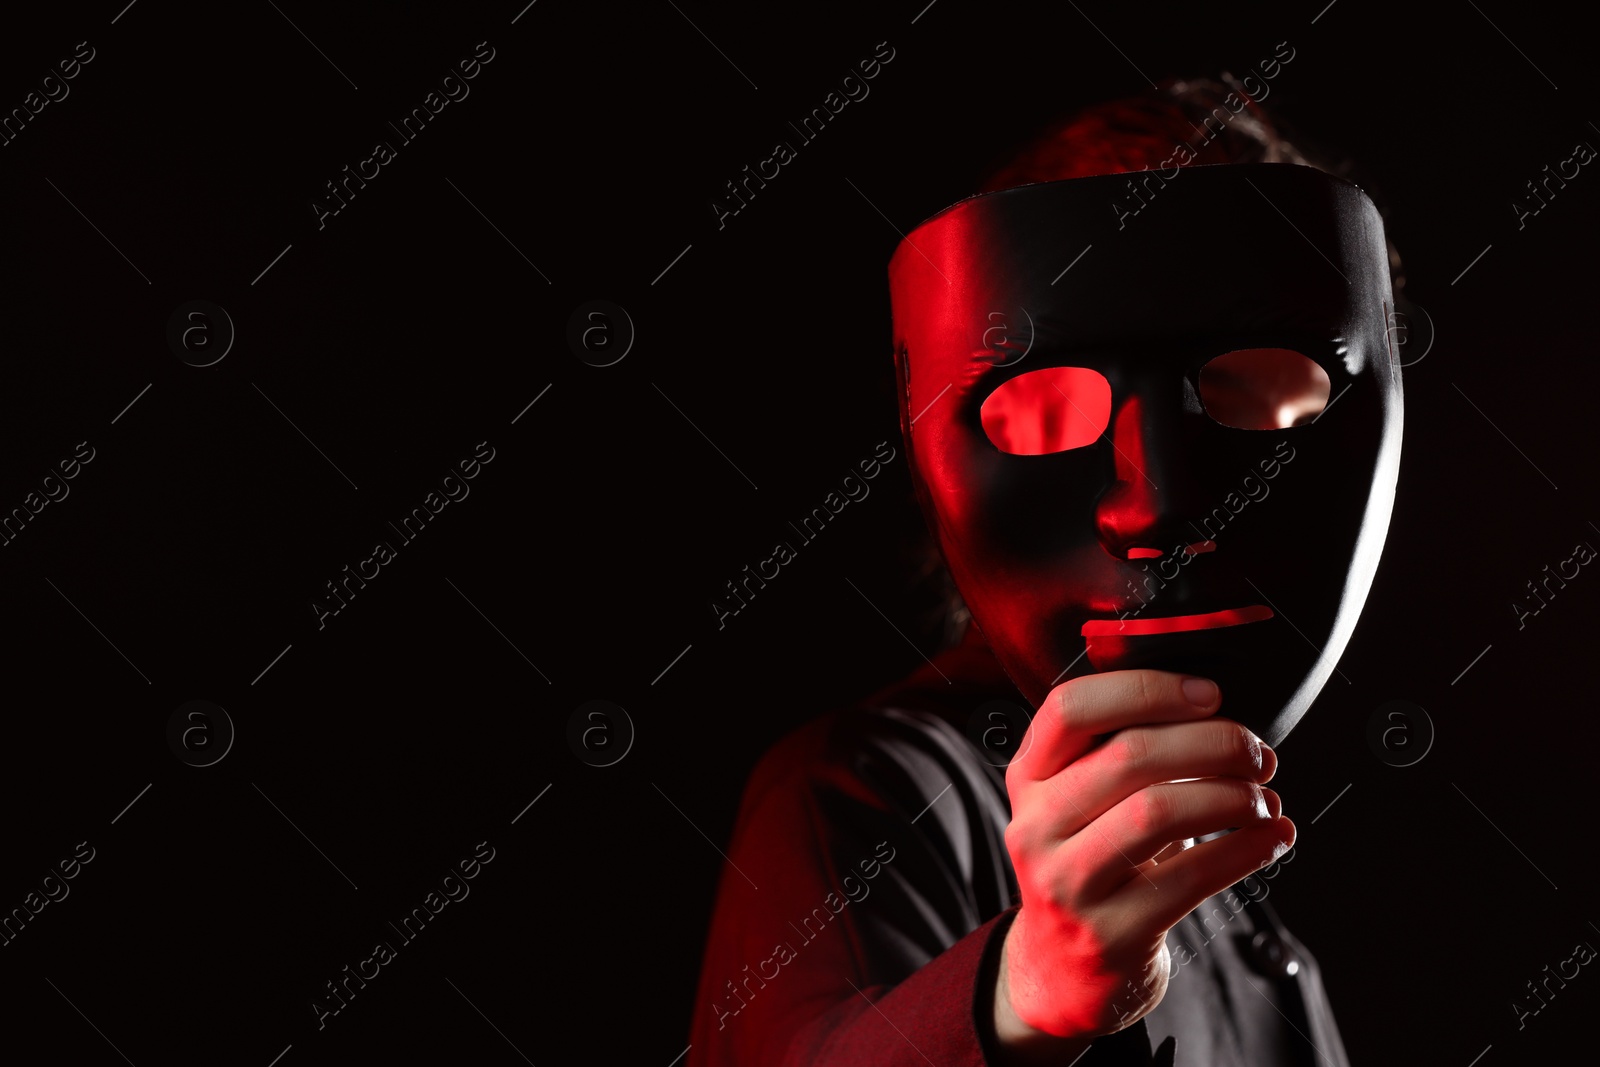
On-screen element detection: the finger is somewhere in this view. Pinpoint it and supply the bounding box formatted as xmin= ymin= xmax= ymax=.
xmin=1066 ymin=779 xmax=1281 ymax=901
xmin=1031 ymin=718 xmax=1274 ymax=840
xmin=1008 ymin=670 xmax=1221 ymax=786
xmin=1107 ymin=817 xmax=1296 ymax=936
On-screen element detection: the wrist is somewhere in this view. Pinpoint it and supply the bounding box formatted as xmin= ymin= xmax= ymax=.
xmin=989 ymin=914 xmax=1094 ymax=1066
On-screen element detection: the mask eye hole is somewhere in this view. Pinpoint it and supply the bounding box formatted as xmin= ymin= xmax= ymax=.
xmin=980 ymin=366 xmax=1111 ymax=455
xmin=1198 ymin=348 xmax=1331 ymax=429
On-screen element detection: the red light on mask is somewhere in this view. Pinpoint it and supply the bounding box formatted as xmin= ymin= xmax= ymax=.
xmin=979 ymin=366 xmax=1111 ymax=455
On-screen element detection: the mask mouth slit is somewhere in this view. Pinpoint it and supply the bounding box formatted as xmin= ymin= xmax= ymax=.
xmin=1081 ymin=603 xmax=1273 ymax=637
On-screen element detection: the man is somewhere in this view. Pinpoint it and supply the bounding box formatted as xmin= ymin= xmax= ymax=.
xmin=689 ymin=77 xmax=1400 ymax=1065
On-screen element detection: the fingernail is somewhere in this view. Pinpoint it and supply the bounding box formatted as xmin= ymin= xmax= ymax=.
xmin=1182 ymin=677 xmax=1218 ymax=707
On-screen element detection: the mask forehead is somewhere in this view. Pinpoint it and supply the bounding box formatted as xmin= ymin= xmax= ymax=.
xmin=891 ymin=163 xmax=1393 ymax=390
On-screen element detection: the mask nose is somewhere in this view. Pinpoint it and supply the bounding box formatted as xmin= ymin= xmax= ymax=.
xmin=1092 ymin=380 xmax=1211 ymax=560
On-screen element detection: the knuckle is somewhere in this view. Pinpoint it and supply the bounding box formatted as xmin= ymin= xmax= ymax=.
xmin=1109 ymin=728 xmax=1150 ymax=770
xmin=1004 ymin=754 xmax=1023 ymax=791
xmin=1055 ymin=679 xmax=1084 ymax=736
xmin=1131 ymin=787 xmax=1172 ymax=835
xmin=1005 ymin=816 xmax=1047 ymax=860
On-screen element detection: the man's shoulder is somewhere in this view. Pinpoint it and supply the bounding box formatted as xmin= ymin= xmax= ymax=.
xmin=736 ymin=701 xmax=1008 ymax=835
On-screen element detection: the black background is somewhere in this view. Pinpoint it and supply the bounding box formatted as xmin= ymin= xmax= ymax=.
xmin=0 ymin=1 xmax=1594 ymax=1063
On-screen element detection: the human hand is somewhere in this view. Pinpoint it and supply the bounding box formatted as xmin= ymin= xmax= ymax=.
xmin=992 ymin=670 xmax=1294 ymax=1054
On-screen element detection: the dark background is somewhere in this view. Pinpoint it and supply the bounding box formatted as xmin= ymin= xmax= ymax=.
xmin=0 ymin=1 xmax=1593 ymax=1063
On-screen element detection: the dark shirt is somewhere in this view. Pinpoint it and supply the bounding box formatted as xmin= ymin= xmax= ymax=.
xmin=688 ymin=629 xmax=1350 ymax=1066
